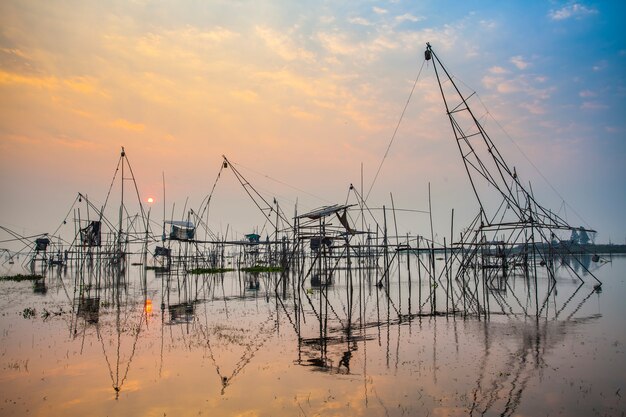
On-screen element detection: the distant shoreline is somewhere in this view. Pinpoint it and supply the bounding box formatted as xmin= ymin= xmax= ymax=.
xmin=402 ymin=243 xmax=626 ymax=254
xmin=567 ymin=243 xmax=626 ymax=254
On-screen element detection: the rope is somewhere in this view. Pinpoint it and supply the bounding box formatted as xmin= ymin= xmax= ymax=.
xmin=366 ymin=58 xmax=426 ymax=201
xmin=197 ymin=161 xmax=225 ymax=221
xmin=230 ymin=160 xmax=331 ymax=205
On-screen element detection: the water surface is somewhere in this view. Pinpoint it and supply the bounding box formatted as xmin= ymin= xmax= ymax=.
xmin=0 ymin=254 xmax=624 ymax=416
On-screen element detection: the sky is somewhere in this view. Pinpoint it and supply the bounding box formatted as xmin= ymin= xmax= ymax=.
xmin=0 ymin=0 xmax=625 ymax=247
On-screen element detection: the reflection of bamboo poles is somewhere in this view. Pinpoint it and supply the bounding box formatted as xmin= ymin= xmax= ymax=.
xmin=273 ymin=246 xmax=603 ymax=387
xmin=200 ymin=306 xmax=277 ymax=395
xmin=467 ymin=292 xmax=600 ymax=416
xmin=93 ymin=268 xmax=146 ymax=400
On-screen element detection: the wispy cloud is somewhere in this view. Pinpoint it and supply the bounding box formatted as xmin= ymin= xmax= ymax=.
xmin=348 ymin=16 xmax=372 ymax=26
xmin=592 ymin=60 xmax=607 ymax=71
xmin=580 ymin=101 xmax=608 ymax=110
xmin=396 ymin=13 xmax=424 ymax=23
xmin=317 ymin=32 xmax=358 ymax=56
xmin=497 ymin=80 xmax=522 ymax=93
xmin=579 ymin=90 xmax=596 ymax=98
xmin=230 ymin=90 xmax=259 ymax=103
xmin=131 ymin=26 xmax=238 ymax=59
xmin=479 ymin=20 xmax=496 ymax=30
xmin=489 ymin=66 xmax=508 ymax=74
xmin=63 ymin=76 xmax=105 ymax=96
xmin=519 ymin=101 xmax=546 ymax=115
xmin=548 ymin=3 xmax=598 ymax=20
xmin=255 ymin=26 xmax=315 ymax=62
xmin=481 ymin=71 xmax=555 ymax=119
xmin=0 ymin=70 xmax=58 ymax=89
xmin=250 ymin=68 xmax=379 ymax=130
xmin=373 ymin=7 xmax=388 ymax=15
xmin=287 ymin=105 xmax=320 ymax=121
xmin=0 ymin=47 xmax=30 ymax=59
xmin=0 ymin=70 xmax=105 ymax=99
xmin=111 ymin=118 xmax=146 ymax=132
xmin=316 ymin=29 xmax=402 ymax=63
xmin=53 ymin=134 xmax=98 ymax=149
xmin=510 ymin=55 xmax=530 ymax=70
xmin=174 ymin=25 xmax=238 ymax=44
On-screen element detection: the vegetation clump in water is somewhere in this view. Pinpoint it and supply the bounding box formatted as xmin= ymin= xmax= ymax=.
xmin=188 ymin=267 xmax=234 ymax=275
xmin=22 ymin=307 xmax=36 ymax=319
xmin=0 ymin=274 xmax=43 ymax=282
xmin=240 ymin=266 xmax=283 ymax=273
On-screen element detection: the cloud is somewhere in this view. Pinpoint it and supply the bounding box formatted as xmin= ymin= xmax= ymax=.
xmin=111 ymin=118 xmax=146 ymax=132
xmin=510 ymin=55 xmax=530 ymax=70
xmin=317 ymin=32 xmax=358 ymax=56
xmin=230 ymin=90 xmax=259 ymax=103
xmin=102 ymin=25 xmax=240 ymax=77
xmin=481 ymin=75 xmax=499 ymax=90
xmin=396 ymin=13 xmax=424 ymax=23
xmin=519 ymin=101 xmax=546 ymax=115
xmin=579 ymin=90 xmax=596 ymax=98
xmin=489 ymin=66 xmax=508 ymax=74
xmin=249 ymin=68 xmax=379 ymax=130
xmin=287 ymin=106 xmax=320 ymax=121
xmin=348 ymin=16 xmax=372 ymax=26
xmin=371 ymin=36 xmax=400 ymax=52
xmin=170 ymin=25 xmax=237 ymax=44
xmin=373 ymin=7 xmax=388 ymax=15
xmin=481 ymin=71 xmax=555 ymax=117
xmin=63 ymin=76 xmax=106 ymax=96
xmin=0 ymin=70 xmax=58 ymax=89
xmin=130 ymin=26 xmax=238 ymax=60
xmin=255 ymin=26 xmax=315 ymax=62
xmin=592 ymin=60 xmax=607 ymax=71
xmin=1 ymin=133 xmax=40 ymax=146
xmin=483 ymin=75 xmax=536 ymax=95
xmin=0 ymin=47 xmax=30 ymax=59
xmin=465 ymin=44 xmax=480 ymax=58
xmin=479 ymin=20 xmax=497 ymax=30
xmin=580 ymin=101 xmax=608 ymax=110
xmin=53 ymin=134 xmax=98 ymax=149
xmin=548 ymin=3 xmax=598 ymax=20
xmin=497 ymin=80 xmax=522 ymax=93
xmin=316 ymin=30 xmax=399 ymax=61
xmin=0 ymin=70 xmax=105 ymax=100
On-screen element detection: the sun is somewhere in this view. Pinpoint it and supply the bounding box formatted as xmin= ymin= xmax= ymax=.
xmin=147 ymin=197 xmax=154 ymax=204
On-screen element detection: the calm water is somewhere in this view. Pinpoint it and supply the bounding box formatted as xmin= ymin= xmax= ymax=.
xmin=0 ymin=254 xmax=624 ymax=416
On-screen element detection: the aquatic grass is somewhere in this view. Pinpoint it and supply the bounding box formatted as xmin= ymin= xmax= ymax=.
xmin=188 ymin=267 xmax=234 ymax=275
xmin=22 ymin=307 xmax=36 ymax=319
xmin=5 ymin=359 xmax=29 ymax=372
xmin=0 ymin=274 xmax=43 ymax=282
xmin=240 ymin=266 xmax=283 ymax=273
